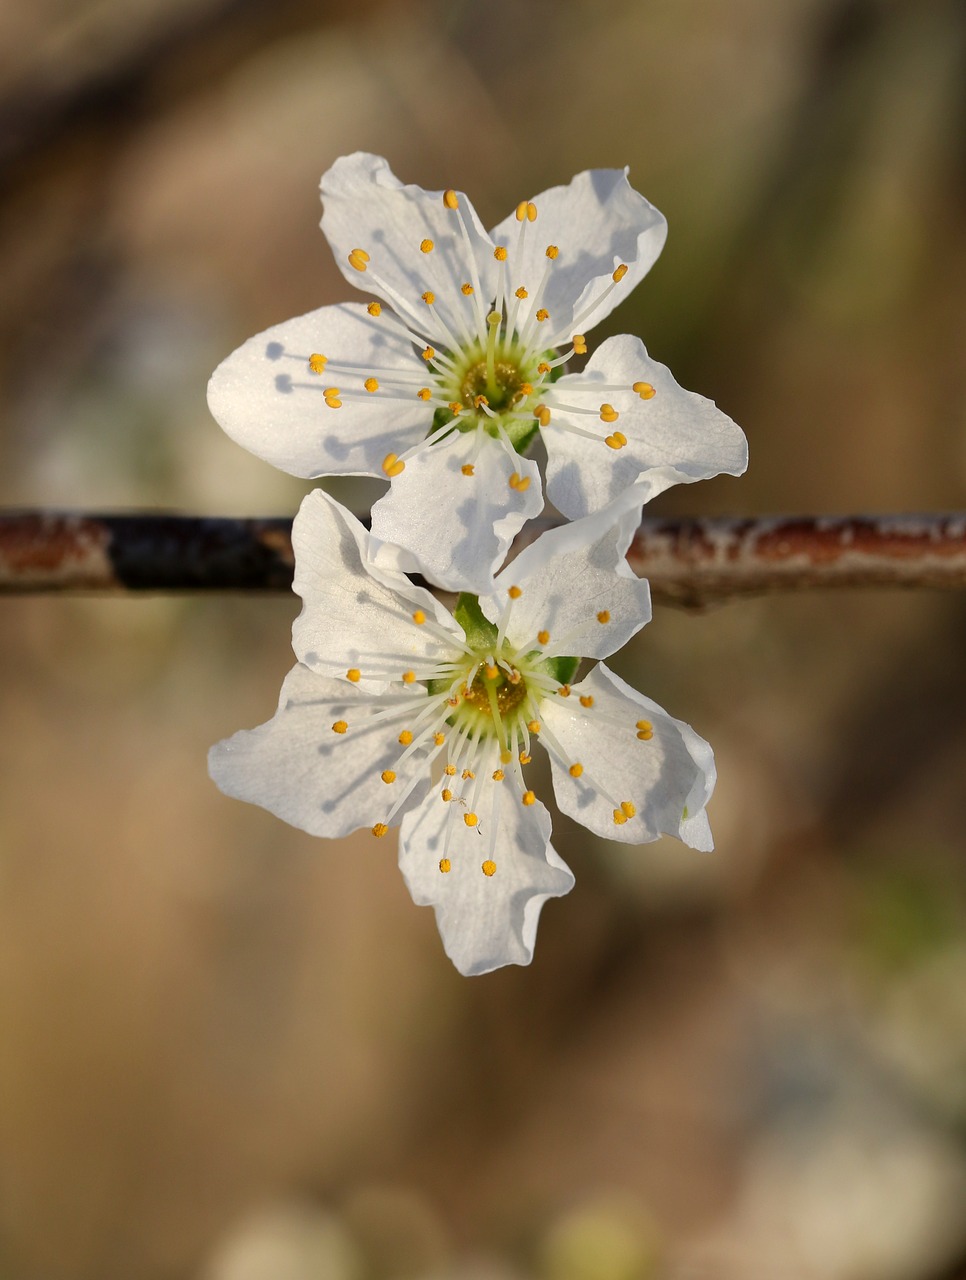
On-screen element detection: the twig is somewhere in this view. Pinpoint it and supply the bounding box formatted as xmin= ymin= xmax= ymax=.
xmin=1 ymin=511 xmax=965 ymax=607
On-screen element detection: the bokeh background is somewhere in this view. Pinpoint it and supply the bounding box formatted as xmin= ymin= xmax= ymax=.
xmin=2 ymin=0 xmax=966 ymax=1277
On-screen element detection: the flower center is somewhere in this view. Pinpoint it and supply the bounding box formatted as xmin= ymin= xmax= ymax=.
xmin=458 ymin=357 xmax=526 ymax=415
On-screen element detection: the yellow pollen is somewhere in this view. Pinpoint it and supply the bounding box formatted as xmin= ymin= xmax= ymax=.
xmin=324 ymin=391 xmax=342 ymax=408
xmin=613 ymin=810 xmax=627 ymax=826
xmin=364 ymin=377 xmax=379 ymax=392
xmin=526 ymin=202 xmax=537 ymax=221
xmin=443 ymin=189 xmax=459 ymax=210
xmin=461 ymin=464 xmax=475 ymax=476
xmin=402 ymin=670 xmax=416 ymax=684
xmin=482 ymin=859 xmax=497 ymax=876
xmin=573 ymin=334 xmax=587 ymax=354
xmin=381 ymin=770 xmax=396 ymax=784
xmin=449 ymin=401 xmax=464 ymax=414
xmin=346 ymin=668 xmax=361 ymax=682
xmin=537 ymin=362 xmax=551 ymax=375
xmin=421 ymin=346 xmax=435 ymax=361
xmin=372 ymin=823 xmax=389 ymax=837
xmin=494 ymin=246 xmax=508 ymax=261
xmin=473 ymin=395 xmax=488 ymax=408
xmin=492 ymin=769 xmax=505 ymax=781
xmin=635 ymin=719 xmax=652 ymax=732
xmin=464 ymin=812 xmax=478 ymax=827
xmin=308 ymin=353 xmax=327 ymax=373
xmin=519 ymin=751 xmax=532 ymax=765
xmin=633 ymin=381 xmax=656 ymax=399
xmin=508 ymin=585 xmax=522 ymax=599
xmin=434 ymin=732 xmax=445 ymax=746
xmin=398 ymin=730 xmax=414 ymax=745
xmin=461 ymin=282 xmax=474 ymax=295
xmin=515 ymin=201 xmax=528 ymax=221
xmin=462 ymin=769 xmax=475 ymax=780
xmin=546 ymin=244 xmax=559 ymax=259
xmin=332 ymin=720 xmax=348 ymax=733
xmin=420 ymin=238 xmax=434 ymax=253
xmin=518 ymin=382 xmax=533 ymax=397
xmin=522 ymin=790 xmax=536 ymax=805
xmin=508 ymin=472 xmax=531 ymax=492
xmin=441 ymin=788 xmax=453 ymax=802
xmin=367 ymin=301 xmax=382 ymax=316
xmin=579 ymin=695 xmax=594 ymax=708
xmin=535 ymin=404 xmax=551 ymax=427
xmin=605 ymin=433 xmax=627 ymax=450
xmin=612 ymin=263 xmax=628 ymax=282
xmin=382 ymin=452 xmax=406 ymax=477
xmin=557 ymin=684 xmax=571 ymax=697
xmin=500 ymin=749 xmax=513 ymax=763
xmin=439 ymin=857 xmax=452 ymax=872
xmin=637 ymin=727 xmax=653 ymax=741
xmin=527 ymin=720 xmax=541 ymax=733
xmin=412 ymin=609 xmax=426 ymax=625
xmin=515 ymin=286 xmax=529 ymax=299
xmin=486 ymin=664 xmax=499 ymax=679
xmin=348 ymin=248 xmax=370 ymax=272
xmin=535 ymin=308 xmax=549 ymax=322
xmin=422 ymin=290 xmax=435 ymax=305
xmin=621 ymin=801 xmax=636 ymax=818
xmin=537 ymin=630 xmax=550 ymax=645
xmin=569 ymin=763 xmax=584 ymax=778
xmin=596 ymin=610 xmax=611 ymax=624
xmin=417 ymin=387 xmax=432 ymax=400
xmin=600 ymin=404 xmax=619 ymax=423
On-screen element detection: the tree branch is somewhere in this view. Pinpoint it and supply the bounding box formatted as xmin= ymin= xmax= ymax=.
xmin=1 ymin=511 xmax=965 ymax=607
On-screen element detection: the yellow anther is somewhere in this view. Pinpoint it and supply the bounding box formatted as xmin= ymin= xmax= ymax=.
xmin=580 ymin=695 xmax=594 ymax=708
xmin=482 ymin=859 xmax=496 ymax=876
xmin=464 ymin=812 xmax=478 ymax=827
xmin=535 ymin=404 xmax=551 ymax=427
xmin=449 ymin=401 xmax=464 ymax=414
xmin=569 ymin=763 xmax=584 ymax=778
xmin=599 ymin=404 xmax=619 ymax=423
xmin=637 ymin=726 xmax=653 ymax=741
xmin=620 ymin=801 xmax=636 ymax=818
xmin=486 ymin=664 xmax=499 ymax=680
xmin=613 ymin=810 xmax=627 ymax=826
xmin=402 ymin=670 xmax=416 ymax=684
xmin=473 ymin=395 xmax=488 ymax=408
xmin=527 ymin=720 xmax=541 ymax=734
xmin=398 ymin=730 xmax=414 ymax=745
xmin=537 ymin=629 xmax=550 ymax=645
xmin=518 ymin=382 xmax=533 ymax=397
xmin=515 ymin=286 xmax=529 ymax=299
xmin=346 ymin=668 xmax=361 ymax=682
xmin=500 ymin=749 xmax=513 ymax=764
xmin=348 ymin=248 xmax=370 ymax=272
xmin=635 ymin=719 xmax=651 ymax=732
xmin=441 ymin=788 xmax=453 ymax=802
xmin=417 ymin=387 xmax=432 ymax=400
xmin=596 ymin=610 xmax=611 ymax=624
xmin=612 ymin=263 xmax=628 ymax=282
xmin=573 ymin=334 xmax=587 ymax=354
xmin=508 ymin=584 xmax=522 ymax=600
xmin=372 ymin=822 xmax=389 ymax=837
xmin=492 ymin=769 xmax=505 ymax=781
xmin=420 ymin=238 xmax=434 ymax=253
xmin=308 ymin=353 xmax=327 ymax=374
xmin=527 ymin=202 xmax=537 ymax=222
xmin=522 ymin=790 xmax=536 ymax=805
xmin=367 ymin=301 xmax=382 ymax=316
xmin=462 ymin=769 xmax=475 ymax=780
xmin=421 ymin=346 xmax=435 ymax=361
xmin=439 ymin=857 xmax=452 ymax=873
xmin=535 ymin=308 xmax=549 ymax=322
xmin=443 ymin=188 xmax=459 ymax=210
xmin=382 ymin=452 xmax=406 ymax=477
xmin=324 ymin=386 xmax=340 ymax=398
xmin=381 ymin=770 xmax=396 ymax=784
xmin=364 ymin=377 xmax=379 ymax=392
xmin=507 ymin=669 xmax=521 ymax=684
xmin=332 ymin=720 xmax=348 ymax=734
xmin=434 ymin=732 xmax=445 ymax=746
xmin=324 ymin=391 xmax=342 ymax=408
xmin=508 ymin=472 xmax=531 ymax=492
xmin=519 ymin=751 xmax=532 ymax=765
xmin=461 ymin=464 xmax=475 ymax=476
xmin=633 ymin=381 xmax=656 ymax=400
xmin=494 ymin=246 xmax=508 ymax=262
xmin=516 ymin=201 xmax=529 ymax=221
xmin=461 ymin=282 xmax=474 ymax=295
xmin=537 ymin=362 xmax=551 ymax=375
xmin=412 ymin=609 xmax=426 ymax=625
xmin=605 ymin=433 xmax=626 ymax=450
xmin=422 ymin=290 xmax=436 ymax=305
xmin=546 ymin=244 xmax=559 ymax=259
xmin=557 ymin=684 xmax=571 ymax=697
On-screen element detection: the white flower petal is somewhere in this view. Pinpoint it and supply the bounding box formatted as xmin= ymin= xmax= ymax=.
xmin=489 ymin=168 xmax=666 ymax=343
xmin=545 ymin=334 xmax=749 ymax=520
xmin=482 ymin=496 xmax=651 ymax=661
xmin=208 ymin=663 xmax=430 ymax=838
xmin=320 ymin=153 xmax=497 ymax=346
xmin=541 ymin=663 xmax=716 ymax=849
xmin=207 ymin=302 xmax=429 ymax=478
xmin=291 ymin=489 xmax=460 ymax=692
xmin=398 ymin=786 xmax=574 ymax=976
xmin=369 ymin=427 xmax=543 ymax=594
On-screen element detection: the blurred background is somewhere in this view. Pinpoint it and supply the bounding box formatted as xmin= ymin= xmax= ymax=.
xmin=2 ymin=0 xmax=966 ymax=1276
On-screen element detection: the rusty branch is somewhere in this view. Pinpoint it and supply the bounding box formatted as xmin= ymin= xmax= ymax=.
xmin=1 ymin=511 xmax=966 ymax=607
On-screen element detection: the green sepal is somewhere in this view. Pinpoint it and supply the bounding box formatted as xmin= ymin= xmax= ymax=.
xmin=454 ymin=593 xmax=498 ymax=650
xmin=542 ymin=654 xmax=580 ymax=686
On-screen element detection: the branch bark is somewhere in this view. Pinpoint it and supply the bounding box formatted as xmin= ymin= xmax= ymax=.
xmin=2 ymin=511 xmax=966 ymax=607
